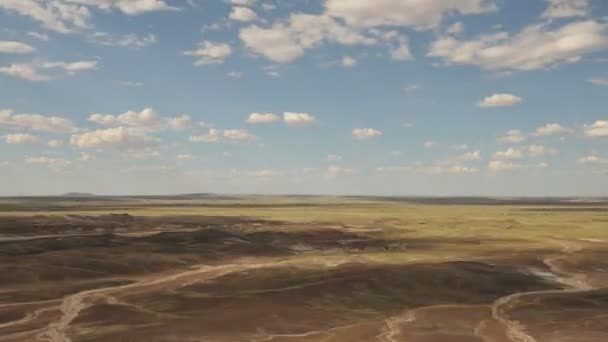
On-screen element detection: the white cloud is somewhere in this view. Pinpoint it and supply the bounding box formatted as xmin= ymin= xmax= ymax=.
xmin=498 ymin=129 xmax=527 ymax=143
xmin=190 ymin=129 xmax=256 ymax=143
xmin=239 ymin=14 xmax=376 ymax=63
xmin=326 ymin=165 xmax=356 ymax=178
xmin=0 ymin=40 xmax=36 ymax=54
xmin=478 ymin=93 xmax=523 ymax=108
xmin=454 ymin=150 xmax=481 ymax=161
xmin=0 ymin=109 xmax=76 ymax=133
xmin=119 ymin=81 xmax=144 ymax=87
xmin=579 ymin=155 xmax=608 ymax=164
xmin=92 ymin=32 xmax=157 ymax=49
xmin=424 ymin=141 xmax=437 ymax=148
xmin=423 ymin=164 xmax=478 ymax=175
xmin=488 ymin=160 xmax=521 ymax=172
xmin=342 ymin=56 xmax=357 ymax=68
xmin=230 ymin=6 xmax=257 ymax=22
xmin=224 ymin=129 xmax=256 ymax=142
xmin=80 ymin=152 xmax=95 ymax=161
xmin=542 ymin=0 xmax=589 ymax=19
xmin=403 ymin=84 xmax=420 ymax=95
xmin=109 ymin=0 xmax=178 ymax=15
xmin=124 ymin=147 xmax=160 ymax=160
xmin=588 ymin=78 xmax=608 ymax=86
xmin=327 ymin=154 xmax=342 ymax=162
xmin=246 ymin=112 xmax=281 ymax=124
xmin=25 ymin=156 xmax=71 ymax=169
xmin=89 ymin=108 xmax=189 ymax=131
xmin=27 ymin=32 xmax=50 ymax=41
xmin=446 ymin=22 xmax=465 ymax=35
xmin=166 ymin=114 xmax=191 ymax=130
xmin=67 ymin=0 xmax=179 ymax=15
xmin=534 ymin=123 xmax=571 ymax=136
xmin=0 ymin=0 xmax=91 ymax=33
xmin=184 ymin=41 xmax=232 ymax=65
xmin=5 ymin=133 xmax=41 ymax=144
xmin=177 ymin=154 xmax=195 ymax=161
xmin=227 ymin=71 xmax=243 ymax=78
xmin=70 ymin=127 xmax=154 ymax=149
xmin=493 ymin=145 xmax=557 ymax=160
xmin=493 ymin=147 xmax=524 ymax=160
xmin=429 ymin=21 xmax=608 ymax=71
xmin=283 ymin=112 xmax=317 ymax=126
xmin=583 ymin=120 xmax=608 ymax=138
xmin=0 ymin=0 xmax=165 ymax=32
xmin=190 ymin=129 xmax=222 ymax=143
xmin=47 ymin=139 xmax=63 ymax=147
xmin=353 ymin=128 xmax=383 ymax=140
xmin=527 ymin=144 xmax=558 ymax=157
xmin=324 ymin=0 xmax=496 ymax=29
xmin=0 ymin=60 xmax=98 ymax=81
xmin=247 ymin=169 xmax=282 ymax=178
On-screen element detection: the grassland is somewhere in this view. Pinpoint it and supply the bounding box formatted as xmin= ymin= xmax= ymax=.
xmin=0 ymin=196 xmax=607 ymax=341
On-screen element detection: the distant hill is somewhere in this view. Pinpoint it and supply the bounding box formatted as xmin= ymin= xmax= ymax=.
xmin=59 ymin=192 xmax=97 ymax=198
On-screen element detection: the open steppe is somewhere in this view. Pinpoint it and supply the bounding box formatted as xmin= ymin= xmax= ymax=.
xmin=0 ymin=196 xmax=607 ymax=341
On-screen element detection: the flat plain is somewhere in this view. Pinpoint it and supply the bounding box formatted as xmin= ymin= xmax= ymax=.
xmin=0 ymin=196 xmax=607 ymax=342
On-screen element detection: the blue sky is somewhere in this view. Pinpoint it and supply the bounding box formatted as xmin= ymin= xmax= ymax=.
xmin=1 ymin=0 xmax=608 ymax=196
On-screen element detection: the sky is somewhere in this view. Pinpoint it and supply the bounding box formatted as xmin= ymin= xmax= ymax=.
xmin=0 ymin=0 xmax=607 ymax=196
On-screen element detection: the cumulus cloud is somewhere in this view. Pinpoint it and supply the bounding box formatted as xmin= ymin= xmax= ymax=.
xmin=88 ymin=108 xmax=190 ymax=131
xmin=324 ymin=0 xmax=496 ymax=29
xmin=326 ymin=165 xmax=356 ymax=178
xmin=4 ymin=0 xmax=180 ymax=32
xmin=47 ymin=139 xmax=63 ymax=147
xmin=5 ymin=133 xmax=41 ymax=144
xmin=184 ymin=41 xmax=232 ymax=65
xmin=583 ymin=120 xmax=608 ymax=138
xmin=177 ymin=154 xmax=195 ymax=161
xmin=80 ymin=152 xmax=95 ymax=161
xmin=70 ymin=127 xmax=154 ymax=149
xmin=0 ymin=60 xmax=98 ymax=81
xmin=341 ymin=56 xmax=357 ymax=68
xmin=0 ymin=0 xmax=91 ymax=33
xmin=488 ymin=160 xmax=548 ymax=172
xmin=352 ymin=128 xmax=383 ymax=141
xmin=25 ymin=156 xmax=71 ymax=169
xmin=493 ymin=145 xmax=557 ymax=160
xmin=493 ymin=147 xmax=524 ymax=160
xmin=246 ymin=112 xmax=281 ymax=124
xmin=478 ymin=93 xmax=523 ymax=108
xmin=189 ymin=129 xmax=222 ymax=143
xmin=0 ymin=40 xmax=36 ymax=54
xmin=454 ymin=150 xmax=481 ymax=162
xmin=588 ymin=78 xmax=608 ymax=86
xmin=0 ymin=109 xmax=76 ymax=133
xmin=423 ymin=164 xmax=478 ymax=175
xmin=224 ymin=129 xmax=257 ymax=142
xmin=533 ymin=123 xmax=571 ymax=136
xmin=230 ymin=6 xmax=257 ymax=22
xmin=190 ymin=129 xmax=256 ymax=143
xmin=283 ymin=112 xmax=317 ymax=126
xmin=91 ymin=32 xmax=157 ymax=49
xmin=498 ymin=130 xmax=526 ymax=144
xmin=579 ymin=155 xmax=608 ymax=164
xmin=542 ymin=0 xmax=589 ymax=19
xmin=124 ymin=147 xmax=160 ymax=160
xmin=429 ymin=21 xmax=608 ymax=71
xmin=488 ymin=160 xmax=521 ymax=172
xmin=239 ymin=14 xmax=376 ymax=63
xmin=27 ymin=32 xmax=50 ymax=41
